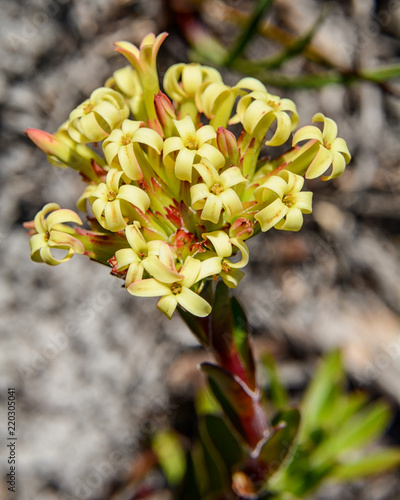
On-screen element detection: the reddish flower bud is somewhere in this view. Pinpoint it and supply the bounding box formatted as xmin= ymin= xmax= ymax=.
xmin=154 ymin=91 xmax=176 ymax=138
xmin=216 ymin=127 xmax=239 ymax=166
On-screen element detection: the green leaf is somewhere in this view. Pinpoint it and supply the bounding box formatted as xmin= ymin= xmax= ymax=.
xmin=225 ymin=0 xmax=275 ymax=66
xmin=360 ymin=63 xmax=400 ymax=82
xmin=176 ymin=449 xmax=202 ymax=500
xmin=201 ymin=414 xmax=246 ymax=471
xmin=212 ymin=281 xmax=234 ymax=351
xmin=199 ymin=429 xmax=230 ymax=495
xmin=332 ymin=448 xmax=400 ymax=480
xmin=195 ymin=386 xmax=221 ymax=417
xmin=261 ymin=353 xmax=289 ymax=411
xmin=322 ymin=392 xmax=368 ymax=430
xmin=311 ymin=401 xmax=392 ymax=466
xmin=152 ymin=430 xmax=186 ymax=486
xmin=258 ymin=409 xmax=301 ymax=477
xmin=232 ymin=296 xmax=256 ymax=390
xmin=243 ymin=7 xmax=327 ymax=71
xmin=299 ymin=350 xmax=345 ymax=440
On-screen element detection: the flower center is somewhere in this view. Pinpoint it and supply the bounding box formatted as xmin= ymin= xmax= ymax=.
xmin=222 ymin=261 xmax=231 ymax=273
xmin=267 ymin=98 xmax=280 ymax=109
xmin=83 ymin=103 xmax=93 ymax=114
xmin=210 ymin=183 xmax=224 ymax=195
xmin=107 ymin=190 xmax=117 ymax=201
xmin=282 ymin=193 xmax=295 ymax=208
xmin=170 ymin=282 xmax=183 ymax=295
xmin=184 ymin=134 xmax=199 ymax=150
xmin=137 ymin=251 xmax=147 ymax=259
xmin=323 ymin=140 xmax=332 ymax=150
xmin=120 ymin=134 xmax=132 ymax=146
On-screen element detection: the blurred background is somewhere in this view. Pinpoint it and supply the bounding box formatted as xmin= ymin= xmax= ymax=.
xmin=0 ymin=0 xmax=399 ymax=499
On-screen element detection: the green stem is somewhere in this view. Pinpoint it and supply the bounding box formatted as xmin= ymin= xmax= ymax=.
xmin=224 ymin=0 xmax=274 ymax=67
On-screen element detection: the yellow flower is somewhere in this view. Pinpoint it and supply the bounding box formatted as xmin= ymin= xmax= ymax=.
xmin=103 ymin=119 xmax=163 ymax=180
xmin=254 ymin=171 xmax=312 ymax=232
xmin=163 ymin=63 xmax=222 ymax=103
xmin=196 ymin=77 xmax=267 ymax=129
xmin=292 ymin=113 xmax=351 ymax=180
xmin=28 ymin=203 xmax=84 ymax=266
xmin=89 ymin=169 xmax=150 ymax=231
xmin=115 ymin=223 xmax=182 ymax=287
xmin=68 ymin=88 xmax=129 ymax=143
xmin=236 ymin=90 xmax=298 ymax=146
xmin=128 ymin=255 xmax=221 ymax=318
xmin=203 ymin=230 xmax=249 ymax=269
xmin=203 ymin=230 xmax=249 ymax=288
xmin=163 ymin=115 xmax=224 ymax=182
xmin=191 ymin=160 xmax=247 ymax=224
xmin=115 ymin=33 xmax=168 ymax=121
xmin=105 ymin=66 xmax=146 ymax=120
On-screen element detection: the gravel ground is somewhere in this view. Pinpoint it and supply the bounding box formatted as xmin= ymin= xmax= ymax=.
xmin=0 ymin=1 xmax=399 ymax=499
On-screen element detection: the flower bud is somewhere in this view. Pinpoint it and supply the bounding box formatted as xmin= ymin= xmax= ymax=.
xmin=216 ymin=127 xmax=239 ymax=166
xmin=229 ymin=217 xmax=253 ymax=240
xmin=154 ymin=91 xmax=176 ymax=138
xmin=25 ymin=128 xmax=105 ymax=183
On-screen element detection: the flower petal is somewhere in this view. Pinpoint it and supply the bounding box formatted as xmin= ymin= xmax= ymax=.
xmin=228 ymin=238 xmax=249 ymax=268
xmin=201 ymin=193 xmax=223 ymax=224
xmin=305 ymin=145 xmax=333 ymax=179
xmin=180 ymin=256 xmax=201 ymax=287
xmin=196 ymin=124 xmax=216 ymax=145
xmin=29 ymin=233 xmax=48 ymax=261
xmin=218 ymin=189 xmax=243 ymax=219
xmin=104 ymin=200 xmax=126 ymax=231
xmin=157 ymin=294 xmax=178 ymax=319
xmin=220 ymin=266 xmax=245 ymax=289
xmin=177 ymin=287 xmax=211 ymax=317
xmin=203 ymin=230 xmax=232 ymax=258
xmin=128 ymin=278 xmax=171 ymax=297
xmin=197 ymin=143 xmax=225 ymax=170
xmin=197 ymin=256 xmax=222 ymax=281
xmin=193 ymin=160 xmax=219 ymax=187
xmin=142 ymin=255 xmax=183 ymax=283
xmin=91 ymin=198 xmax=107 ymax=224
xmin=115 ymin=248 xmax=140 ymax=270
xmin=220 ymin=167 xmax=246 ymax=189
xmin=46 ymin=209 xmax=82 ymax=232
xmin=265 ymin=111 xmax=292 ymax=147
xmin=313 ymin=113 xmax=337 ymax=146
xmin=117 ymin=185 xmax=150 ymax=212
xmin=132 ymin=127 xmax=163 ymax=153
xmin=292 ymin=125 xmax=323 ymax=146
xmin=174 ymin=115 xmax=196 ymax=139
xmin=255 ymin=198 xmax=289 ymax=232
xmin=190 ymin=183 xmax=210 ymax=209
xmin=39 ymin=245 xmax=74 ymax=266
xmin=163 ymin=136 xmax=184 ymax=158
xmin=48 ymin=230 xmax=85 ymax=254
xmin=175 ymin=147 xmax=196 ymax=182
xmin=181 ymin=63 xmax=203 ymax=96
xmin=322 ymin=150 xmax=346 ymax=181
xmin=275 ymin=207 xmax=304 ymax=231
xmin=118 ymin=144 xmax=143 ymax=180
xmin=126 ymin=262 xmax=144 ymax=286
xmin=125 ymin=223 xmax=148 ymax=254
xmin=254 ymin=175 xmax=288 ymax=202
xmin=332 ymin=137 xmax=351 ymax=161
xmin=292 ymin=191 xmax=313 ymax=213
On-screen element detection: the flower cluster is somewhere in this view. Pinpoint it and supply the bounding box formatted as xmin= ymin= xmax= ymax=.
xmin=25 ymin=32 xmax=351 ymax=318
